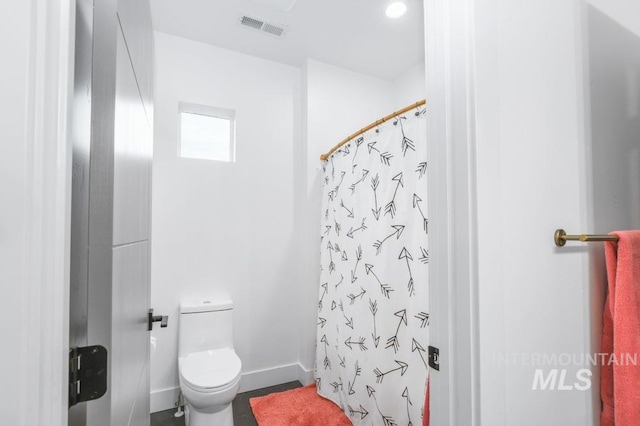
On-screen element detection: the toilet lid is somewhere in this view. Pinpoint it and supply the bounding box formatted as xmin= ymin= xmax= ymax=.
xmin=181 ymin=348 xmax=241 ymax=390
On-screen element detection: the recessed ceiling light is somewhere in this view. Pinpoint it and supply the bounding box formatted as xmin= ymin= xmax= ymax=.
xmin=385 ymin=1 xmax=408 ymax=19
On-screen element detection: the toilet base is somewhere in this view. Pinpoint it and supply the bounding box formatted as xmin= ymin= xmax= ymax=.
xmin=185 ymin=403 xmax=234 ymax=426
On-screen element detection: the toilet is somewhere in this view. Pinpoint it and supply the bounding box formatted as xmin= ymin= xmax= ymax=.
xmin=178 ymin=299 xmax=242 ymax=426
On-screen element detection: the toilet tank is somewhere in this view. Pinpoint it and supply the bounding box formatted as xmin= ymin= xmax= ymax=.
xmin=179 ymin=299 xmax=234 ymax=357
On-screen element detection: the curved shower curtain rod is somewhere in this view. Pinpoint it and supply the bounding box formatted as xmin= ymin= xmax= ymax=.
xmin=319 ymin=99 xmax=427 ymax=161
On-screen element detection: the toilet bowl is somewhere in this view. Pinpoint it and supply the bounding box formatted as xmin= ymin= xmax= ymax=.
xmin=178 ymin=300 xmax=242 ymax=426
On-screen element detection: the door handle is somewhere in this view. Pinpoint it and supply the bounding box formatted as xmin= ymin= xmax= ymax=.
xmin=148 ymin=309 xmax=169 ymax=331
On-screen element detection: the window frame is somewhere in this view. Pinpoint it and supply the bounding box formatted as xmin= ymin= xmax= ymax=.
xmin=178 ymin=101 xmax=236 ymax=162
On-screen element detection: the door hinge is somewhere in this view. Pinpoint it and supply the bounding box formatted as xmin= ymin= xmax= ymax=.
xmin=69 ymin=345 xmax=108 ymax=407
xmin=428 ymin=345 xmax=440 ymax=371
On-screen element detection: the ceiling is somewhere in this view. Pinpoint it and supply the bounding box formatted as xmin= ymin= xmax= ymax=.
xmin=150 ymin=0 xmax=425 ymax=81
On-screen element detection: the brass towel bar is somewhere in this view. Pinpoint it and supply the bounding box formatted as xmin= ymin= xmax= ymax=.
xmin=554 ymin=229 xmax=619 ymax=247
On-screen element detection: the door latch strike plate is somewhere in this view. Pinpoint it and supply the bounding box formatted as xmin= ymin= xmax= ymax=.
xmin=428 ymin=345 xmax=440 ymax=371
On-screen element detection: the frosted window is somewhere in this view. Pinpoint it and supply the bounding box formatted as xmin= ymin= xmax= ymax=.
xmin=179 ymin=106 xmax=235 ymax=162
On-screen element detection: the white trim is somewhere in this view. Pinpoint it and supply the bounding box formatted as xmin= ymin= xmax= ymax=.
xmin=150 ymin=362 xmax=310 ymax=413
xmin=150 ymin=387 xmax=182 ymax=414
xmin=238 ymin=362 xmax=301 ymax=393
xmin=296 ymin=363 xmax=315 ymax=386
xmin=424 ymin=0 xmax=480 ymax=424
xmin=575 ymin=3 xmax=596 ymax=424
xmin=178 ymin=101 xmax=237 ymax=162
xmin=23 ymin=0 xmax=75 ymax=425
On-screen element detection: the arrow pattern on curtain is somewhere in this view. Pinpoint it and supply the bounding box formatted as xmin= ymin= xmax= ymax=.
xmin=316 ymin=108 xmax=429 ymax=426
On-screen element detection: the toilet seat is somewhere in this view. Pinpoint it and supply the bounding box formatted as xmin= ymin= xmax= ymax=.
xmin=180 ymin=348 xmax=242 ymax=392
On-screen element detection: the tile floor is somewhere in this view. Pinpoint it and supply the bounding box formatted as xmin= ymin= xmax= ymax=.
xmin=150 ymin=381 xmax=302 ymax=426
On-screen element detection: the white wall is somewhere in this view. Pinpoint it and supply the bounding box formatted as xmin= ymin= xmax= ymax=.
xmin=304 ymin=59 xmax=396 ymax=176
xmin=151 ymin=32 xmax=302 ymax=411
xmin=472 ymin=0 xmax=640 ymax=425
xmin=1 ymin=1 xmax=73 ymax=425
xmin=470 ymin=0 xmax=638 ymax=425
xmin=393 ymin=61 xmax=427 ymax=109
xmin=424 ymin=0 xmax=640 ymax=424
xmin=588 ymin=0 xmax=640 ymax=37
xmin=0 ymin=2 xmax=33 ymax=424
xmin=151 ymin=31 xmax=425 ymax=412
xmin=585 ymin=3 xmax=640 ymax=422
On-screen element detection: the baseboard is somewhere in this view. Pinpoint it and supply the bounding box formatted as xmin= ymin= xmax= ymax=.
xmin=150 ymin=386 xmax=181 ymax=414
xmin=150 ymin=362 xmax=315 ymax=413
xmin=238 ymin=362 xmax=300 ymax=393
xmin=297 ymin=363 xmax=315 ymax=386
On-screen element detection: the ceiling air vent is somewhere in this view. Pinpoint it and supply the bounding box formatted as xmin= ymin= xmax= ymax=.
xmin=240 ymin=16 xmax=264 ymax=30
xmin=239 ymin=15 xmax=287 ymax=38
xmin=262 ymin=23 xmax=285 ymax=37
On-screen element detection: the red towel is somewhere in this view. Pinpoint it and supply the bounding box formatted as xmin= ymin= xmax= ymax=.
xmin=601 ymin=231 xmax=640 ymax=426
xmin=422 ymin=380 xmax=429 ymax=426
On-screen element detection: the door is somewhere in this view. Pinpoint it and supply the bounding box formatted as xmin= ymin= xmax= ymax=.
xmin=110 ymin=22 xmax=153 ymax=426
xmin=69 ymin=1 xmax=153 ymax=424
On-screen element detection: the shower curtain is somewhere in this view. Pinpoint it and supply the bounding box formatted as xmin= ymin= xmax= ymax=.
xmin=315 ymin=106 xmax=429 ymax=426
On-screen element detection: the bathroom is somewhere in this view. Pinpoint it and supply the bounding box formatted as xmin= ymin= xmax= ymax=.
xmin=150 ymin=0 xmax=427 ymax=422
xmin=2 ymin=0 xmax=640 ymax=425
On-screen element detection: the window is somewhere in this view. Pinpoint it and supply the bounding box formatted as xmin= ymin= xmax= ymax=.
xmin=179 ymin=102 xmax=235 ymax=162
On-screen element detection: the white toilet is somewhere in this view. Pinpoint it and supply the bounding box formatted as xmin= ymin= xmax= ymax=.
xmin=178 ymin=299 xmax=242 ymax=426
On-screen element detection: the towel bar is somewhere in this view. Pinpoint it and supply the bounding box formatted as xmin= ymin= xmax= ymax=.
xmin=554 ymin=229 xmax=619 ymax=247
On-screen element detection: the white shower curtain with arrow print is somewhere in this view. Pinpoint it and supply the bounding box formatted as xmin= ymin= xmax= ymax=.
xmin=315 ymin=106 xmax=429 ymax=426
